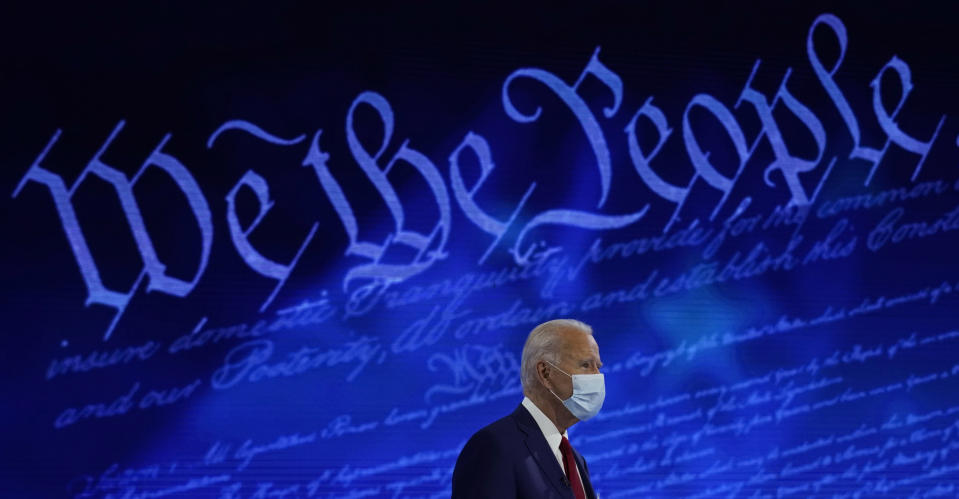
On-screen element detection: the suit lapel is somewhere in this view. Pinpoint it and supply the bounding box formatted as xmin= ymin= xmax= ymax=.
xmin=511 ymin=405 xmax=571 ymax=498
xmin=572 ymin=447 xmax=597 ymax=499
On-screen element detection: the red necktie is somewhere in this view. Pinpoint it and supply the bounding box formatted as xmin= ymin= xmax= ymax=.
xmin=559 ymin=436 xmax=587 ymax=499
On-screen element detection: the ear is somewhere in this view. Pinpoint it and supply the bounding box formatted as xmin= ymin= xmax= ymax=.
xmin=536 ymin=360 xmax=551 ymax=386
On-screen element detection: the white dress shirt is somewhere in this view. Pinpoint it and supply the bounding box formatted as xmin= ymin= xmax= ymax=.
xmin=521 ymin=396 xmax=567 ymax=471
xmin=521 ymin=397 xmax=591 ymax=498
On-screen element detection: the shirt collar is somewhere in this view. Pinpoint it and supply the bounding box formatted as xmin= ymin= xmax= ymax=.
xmin=522 ymin=396 xmax=568 ymax=445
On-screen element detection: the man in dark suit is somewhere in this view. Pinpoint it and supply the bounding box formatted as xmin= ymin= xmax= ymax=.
xmin=452 ymin=319 xmax=604 ymax=499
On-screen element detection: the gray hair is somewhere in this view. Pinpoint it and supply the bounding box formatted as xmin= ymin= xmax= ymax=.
xmin=520 ymin=319 xmax=593 ymax=394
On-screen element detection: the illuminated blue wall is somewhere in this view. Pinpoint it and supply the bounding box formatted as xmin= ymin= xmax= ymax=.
xmin=3 ymin=3 xmax=959 ymax=497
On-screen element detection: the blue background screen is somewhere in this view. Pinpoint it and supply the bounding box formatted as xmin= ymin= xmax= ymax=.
xmin=3 ymin=3 xmax=959 ymax=497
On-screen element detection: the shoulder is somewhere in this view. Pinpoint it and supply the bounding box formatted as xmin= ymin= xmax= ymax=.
xmin=452 ymin=409 xmax=528 ymax=496
xmin=461 ymin=410 xmax=524 ymax=455
xmin=455 ymin=406 xmax=532 ymax=468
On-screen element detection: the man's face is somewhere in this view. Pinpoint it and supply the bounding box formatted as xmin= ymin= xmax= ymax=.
xmin=548 ymin=327 xmax=603 ymax=401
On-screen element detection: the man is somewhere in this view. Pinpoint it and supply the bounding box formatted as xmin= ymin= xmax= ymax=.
xmin=452 ymin=319 xmax=604 ymax=498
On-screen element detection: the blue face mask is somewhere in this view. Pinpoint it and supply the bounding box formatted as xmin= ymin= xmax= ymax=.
xmin=546 ymin=361 xmax=606 ymax=421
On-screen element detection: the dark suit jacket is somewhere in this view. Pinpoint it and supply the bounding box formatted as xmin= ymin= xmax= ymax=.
xmin=452 ymin=404 xmax=597 ymax=498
